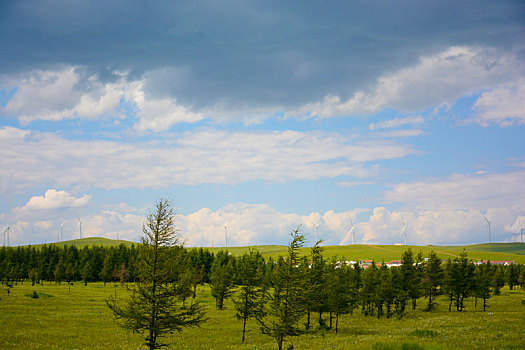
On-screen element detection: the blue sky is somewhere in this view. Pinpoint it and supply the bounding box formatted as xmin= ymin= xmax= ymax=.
xmin=1 ymin=0 xmax=524 ymax=247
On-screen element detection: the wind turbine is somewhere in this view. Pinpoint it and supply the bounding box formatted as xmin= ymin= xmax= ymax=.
xmin=348 ymin=219 xmax=356 ymax=245
xmin=60 ymin=222 xmax=65 ymax=242
xmin=224 ymin=225 xmax=228 ymax=248
xmin=310 ymin=221 xmax=321 ymax=243
xmin=400 ymin=218 xmax=407 ymax=246
xmin=2 ymin=225 xmax=10 ymax=247
xmin=484 ymin=216 xmax=491 ymax=243
xmin=76 ymin=215 xmax=82 ymax=239
xmin=518 ymin=219 xmax=523 ymax=243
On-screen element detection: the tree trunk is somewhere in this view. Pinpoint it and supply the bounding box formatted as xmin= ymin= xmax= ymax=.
xmin=306 ymin=310 xmax=311 ymax=330
xmin=427 ymin=292 xmax=432 ymax=311
xmin=335 ymin=314 xmax=339 ymax=334
xmin=242 ymin=318 xmax=246 ymax=342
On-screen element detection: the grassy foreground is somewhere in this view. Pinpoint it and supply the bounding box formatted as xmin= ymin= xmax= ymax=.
xmin=1 ymin=282 xmax=524 ymax=349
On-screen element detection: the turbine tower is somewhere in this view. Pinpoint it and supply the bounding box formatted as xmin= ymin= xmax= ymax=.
xmin=224 ymin=225 xmax=228 ymax=248
xmin=348 ymin=219 xmax=356 ymax=245
xmin=519 ymin=219 xmax=523 ymax=243
xmin=2 ymin=225 xmax=10 ymax=247
xmin=484 ymin=216 xmax=491 ymax=243
xmin=60 ymin=222 xmax=65 ymax=242
xmin=311 ymin=222 xmax=321 ymax=243
xmin=400 ymin=219 xmax=407 ymax=246
xmin=76 ymin=215 xmax=82 ymax=239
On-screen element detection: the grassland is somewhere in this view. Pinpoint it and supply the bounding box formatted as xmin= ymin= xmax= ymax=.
xmin=29 ymin=237 xmax=136 ymax=249
xmin=207 ymin=243 xmax=525 ymax=264
xmin=29 ymin=238 xmax=525 ymax=264
xmin=1 ymin=282 xmax=524 ymax=349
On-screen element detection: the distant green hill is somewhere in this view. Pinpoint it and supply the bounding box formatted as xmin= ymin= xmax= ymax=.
xmin=26 ymin=238 xmax=525 ymax=263
xmin=30 ymin=237 xmax=136 ymax=248
xmin=206 ymin=242 xmax=525 ymax=263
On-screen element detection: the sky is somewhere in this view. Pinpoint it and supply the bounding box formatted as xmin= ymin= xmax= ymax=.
xmin=1 ymin=0 xmax=524 ymax=247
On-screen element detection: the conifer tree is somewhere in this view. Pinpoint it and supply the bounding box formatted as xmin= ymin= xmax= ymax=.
xmin=474 ymin=262 xmax=492 ymax=311
xmin=492 ymin=265 xmax=505 ymax=296
xmin=326 ymin=258 xmax=353 ymax=331
xmin=361 ymin=261 xmax=378 ymax=316
xmin=422 ymin=251 xmax=443 ymax=311
xmin=257 ymin=228 xmax=307 ymax=350
xmin=233 ymin=249 xmax=265 ymax=342
xmin=305 ymin=241 xmax=327 ymax=329
xmin=210 ymin=250 xmax=235 ymax=310
xmin=450 ymin=250 xmax=475 ymax=311
xmin=100 ymin=254 xmax=113 ymax=286
xmin=106 ymin=198 xmax=205 ymax=350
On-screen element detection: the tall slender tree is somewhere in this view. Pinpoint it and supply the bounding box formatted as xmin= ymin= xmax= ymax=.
xmin=257 ymin=228 xmax=307 ymax=350
xmin=422 ymin=251 xmax=443 ymax=311
xmin=106 ymin=198 xmax=205 ymax=350
xmin=233 ymin=249 xmax=265 ymax=342
xmin=327 ymin=258 xmax=353 ymax=332
xmin=210 ymin=250 xmax=235 ymax=310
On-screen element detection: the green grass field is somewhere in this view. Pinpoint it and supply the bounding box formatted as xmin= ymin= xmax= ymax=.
xmin=29 ymin=238 xmax=525 ymax=264
xmin=1 ymin=282 xmax=524 ymax=349
xmin=207 ymin=243 xmax=525 ymax=264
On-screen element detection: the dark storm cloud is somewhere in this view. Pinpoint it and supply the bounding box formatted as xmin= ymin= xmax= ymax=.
xmin=1 ymin=0 xmax=524 ymax=109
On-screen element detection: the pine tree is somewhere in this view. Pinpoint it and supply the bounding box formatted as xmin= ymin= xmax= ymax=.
xmin=326 ymin=258 xmax=353 ymax=331
xmin=361 ymin=261 xmax=378 ymax=316
xmin=376 ymin=263 xmax=393 ymax=318
xmin=100 ymin=254 xmax=113 ymax=286
xmin=422 ymin=251 xmax=443 ymax=311
xmin=474 ymin=262 xmax=492 ymax=311
xmin=233 ymin=249 xmax=265 ymax=342
xmin=304 ymin=241 xmax=328 ymax=329
xmin=257 ymin=228 xmax=307 ymax=350
xmin=210 ymin=250 xmax=235 ymax=310
xmin=451 ymin=250 xmax=475 ymax=311
xmin=492 ymin=265 xmax=505 ymax=296
xmin=106 ymin=198 xmax=206 ymax=350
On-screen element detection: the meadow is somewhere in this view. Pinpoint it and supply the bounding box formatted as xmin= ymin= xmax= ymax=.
xmin=29 ymin=238 xmax=525 ymax=264
xmin=207 ymin=242 xmax=525 ymax=264
xmin=1 ymin=281 xmax=524 ymax=349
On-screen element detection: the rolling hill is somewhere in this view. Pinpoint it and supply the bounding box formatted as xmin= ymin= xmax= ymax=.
xmin=27 ymin=238 xmax=525 ymax=263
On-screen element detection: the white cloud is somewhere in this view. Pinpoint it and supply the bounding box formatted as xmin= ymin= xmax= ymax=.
xmin=2 ymin=68 xmax=203 ymax=131
xmin=3 ymin=200 xmax=522 ymax=246
xmin=22 ymin=189 xmax=91 ymax=211
xmin=0 ymin=127 xmax=415 ymax=190
xmin=369 ymin=116 xmax=424 ymax=130
xmin=471 ymin=80 xmax=525 ymax=126
xmin=294 ymin=46 xmax=524 ymax=118
xmin=125 ymin=80 xmax=204 ymax=131
xmin=4 ymin=67 xmax=123 ymax=124
xmin=356 ymin=207 xmax=517 ymax=246
xmin=384 ymin=171 xmax=525 ymax=211
xmin=1 ymin=208 xmax=144 ymax=245
xmin=180 ymin=204 xmax=368 ymax=247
